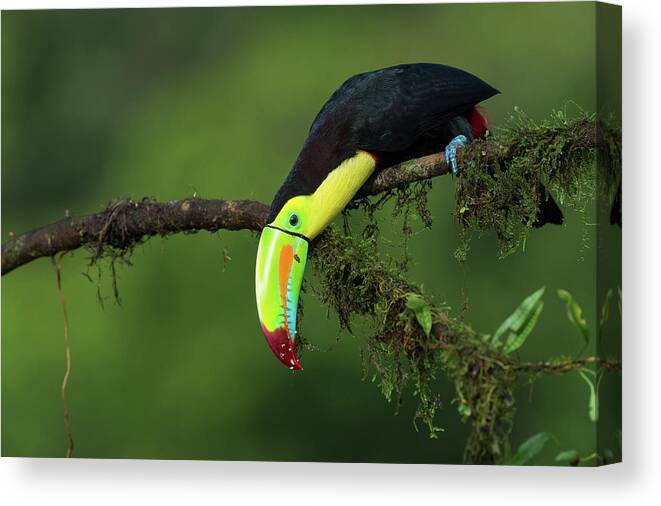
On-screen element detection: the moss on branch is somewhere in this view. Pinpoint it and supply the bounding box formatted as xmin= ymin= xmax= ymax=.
xmin=306 ymin=109 xmax=621 ymax=464
xmin=310 ymin=226 xmax=619 ymax=464
xmin=454 ymin=107 xmax=621 ymax=260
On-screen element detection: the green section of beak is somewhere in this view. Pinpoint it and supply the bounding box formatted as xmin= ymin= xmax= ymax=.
xmin=255 ymin=226 xmax=308 ymax=370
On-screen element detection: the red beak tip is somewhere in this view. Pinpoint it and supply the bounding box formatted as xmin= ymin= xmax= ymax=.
xmin=284 ymin=354 xmax=303 ymax=371
xmin=260 ymin=323 xmax=305 ymax=371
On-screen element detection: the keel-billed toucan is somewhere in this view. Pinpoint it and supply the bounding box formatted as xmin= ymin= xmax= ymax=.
xmin=255 ymin=63 xmax=557 ymax=370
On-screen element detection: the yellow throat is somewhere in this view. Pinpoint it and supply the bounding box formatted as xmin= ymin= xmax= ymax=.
xmin=268 ymin=150 xmax=377 ymax=239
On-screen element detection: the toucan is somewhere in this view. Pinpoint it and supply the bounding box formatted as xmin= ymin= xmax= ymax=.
xmin=255 ymin=63 xmax=500 ymax=370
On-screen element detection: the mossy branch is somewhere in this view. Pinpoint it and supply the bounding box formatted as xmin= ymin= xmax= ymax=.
xmin=2 ymin=110 xmax=621 ymax=464
xmin=1 ymin=109 xmax=619 ymax=275
xmin=1 ymin=151 xmax=452 ymax=275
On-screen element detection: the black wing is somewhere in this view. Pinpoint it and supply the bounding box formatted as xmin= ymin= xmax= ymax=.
xmin=268 ymin=64 xmax=498 ymax=222
xmin=310 ymin=63 xmax=499 ymax=153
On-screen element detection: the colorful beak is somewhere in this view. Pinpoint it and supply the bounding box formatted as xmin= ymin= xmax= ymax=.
xmin=255 ymin=226 xmax=308 ymax=370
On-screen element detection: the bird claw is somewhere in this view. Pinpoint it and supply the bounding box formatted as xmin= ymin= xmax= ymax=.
xmin=445 ymin=135 xmax=468 ymax=176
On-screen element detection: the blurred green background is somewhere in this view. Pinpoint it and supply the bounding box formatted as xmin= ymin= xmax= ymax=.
xmin=2 ymin=3 xmax=621 ymax=463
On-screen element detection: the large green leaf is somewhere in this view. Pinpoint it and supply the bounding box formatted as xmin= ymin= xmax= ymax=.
xmin=492 ymin=286 xmax=546 ymax=353
xmin=503 ymin=301 xmax=544 ymax=354
xmin=506 ymin=432 xmax=553 ymax=465
xmin=405 ymin=293 xmax=432 ymax=337
xmin=557 ymin=289 xmax=589 ymax=344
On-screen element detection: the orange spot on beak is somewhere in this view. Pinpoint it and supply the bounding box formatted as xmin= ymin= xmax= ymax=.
xmin=278 ymin=244 xmax=294 ymax=335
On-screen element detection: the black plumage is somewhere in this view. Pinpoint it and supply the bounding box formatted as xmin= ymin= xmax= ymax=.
xmin=268 ymin=63 xmax=499 ymax=222
xmin=534 ymin=185 xmax=564 ymax=227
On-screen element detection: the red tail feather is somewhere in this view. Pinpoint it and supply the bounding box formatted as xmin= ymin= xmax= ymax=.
xmin=470 ymin=106 xmax=489 ymax=138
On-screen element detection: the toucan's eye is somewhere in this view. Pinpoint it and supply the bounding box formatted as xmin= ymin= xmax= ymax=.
xmin=288 ymin=213 xmax=300 ymax=228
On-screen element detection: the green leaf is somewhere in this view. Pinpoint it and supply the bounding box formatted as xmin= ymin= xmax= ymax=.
xmin=405 ymin=293 xmax=432 ymax=337
xmin=492 ymin=286 xmax=546 ymax=352
xmin=578 ymin=369 xmax=600 ymax=422
xmin=555 ymin=449 xmax=580 ymax=463
xmin=503 ymin=301 xmax=544 ymax=354
xmin=506 ymin=432 xmax=553 ymax=465
xmin=599 ymin=288 xmax=613 ymax=339
xmin=557 ymin=289 xmax=589 ymax=344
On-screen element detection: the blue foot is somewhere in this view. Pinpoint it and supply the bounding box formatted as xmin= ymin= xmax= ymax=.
xmin=445 ymin=135 xmax=468 ymax=176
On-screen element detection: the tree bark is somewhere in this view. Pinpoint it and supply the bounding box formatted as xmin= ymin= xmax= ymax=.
xmin=2 ymin=152 xmax=450 ymax=275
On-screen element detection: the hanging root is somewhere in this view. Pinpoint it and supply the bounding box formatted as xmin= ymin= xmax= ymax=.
xmin=54 ymin=251 xmax=74 ymax=458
